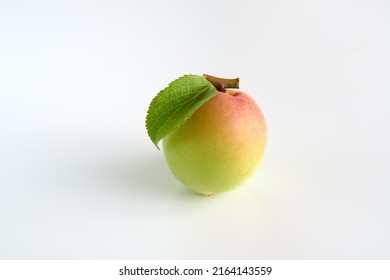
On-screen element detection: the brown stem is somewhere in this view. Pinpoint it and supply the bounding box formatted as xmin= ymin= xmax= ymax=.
xmin=203 ymin=74 xmax=240 ymax=92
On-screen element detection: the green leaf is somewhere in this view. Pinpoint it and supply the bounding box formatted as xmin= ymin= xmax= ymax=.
xmin=146 ymin=74 xmax=218 ymax=149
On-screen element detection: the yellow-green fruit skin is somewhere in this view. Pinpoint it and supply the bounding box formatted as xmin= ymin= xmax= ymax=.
xmin=162 ymin=91 xmax=267 ymax=195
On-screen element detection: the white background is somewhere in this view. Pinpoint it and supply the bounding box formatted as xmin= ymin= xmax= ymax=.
xmin=1 ymin=0 xmax=389 ymax=259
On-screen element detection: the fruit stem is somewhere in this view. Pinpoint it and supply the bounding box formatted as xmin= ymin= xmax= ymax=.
xmin=203 ymin=74 xmax=240 ymax=92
